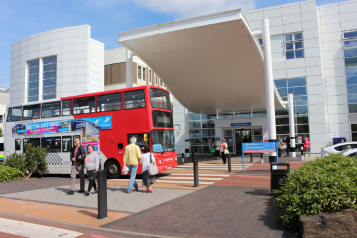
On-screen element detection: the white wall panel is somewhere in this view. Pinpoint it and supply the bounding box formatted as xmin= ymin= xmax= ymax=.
xmin=245 ymin=10 xmax=264 ymax=22
xmin=287 ymin=67 xmax=306 ymax=78
xmin=272 ymin=52 xmax=286 ymax=62
xmin=283 ymin=14 xmax=302 ymax=24
xmin=320 ymin=14 xmax=341 ymax=25
xmin=309 ymin=114 xmax=325 ymax=124
xmin=341 ymin=11 xmax=357 ymax=22
xmin=305 ymin=57 xmax=321 ymax=67
xmin=304 ymin=29 xmax=319 ymax=39
xmin=307 ymin=75 xmax=323 ymax=86
xmin=283 ymin=22 xmax=302 ymax=33
xmin=327 ymin=94 xmax=348 ymax=105
xmin=328 ymin=113 xmax=349 ymax=123
xmin=341 ymin=20 xmax=357 ymax=31
xmin=273 ymin=69 xmax=287 ymax=79
xmin=307 ymin=85 xmax=324 ymax=95
xmin=309 ymin=123 xmax=326 ymax=134
xmin=327 ymin=104 xmax=349 ymax=114
xmin=286 ymin=58 xmax=305 ymax=68
xmin=271 ymin=43 xmax=284 ymax=53
xmin=263 ymin=7 xmax=282 ymax=18
xmin=321 ymin=32 xmax=342 ymax=42
xmin=319 ymin=5 xmax=340 ymax=17
xmin=301 ymin=1 xmax=317 ymax=12
xmin=282 ymin=5 xmax=301 ymax=16
xmin=273 ymin=61 xmax=286 ymax=70
xmin=270 ymin=25 xmax=284 ymax=35
xmin=270 ymin=35 xmax=284 ymax=45
xmin=306 ymin=65 xmax=322 ymax=76
xmin=324 ymin=68 xmax=345 ymax=77
xmin=323 ymin=49 xmax=344 ymax=59
xmin=308 ymin=94 xmax=325 ymax=104
xmin=329 ymin=123 xmax=350 ymax=133
xmin=305 ymin=47 xmax=321 ymax=58
xmin=269 ymin=17 xmax=283 ymax=26
xmin=302 ymin=20 xmax=318 ymax=31
xmin=325 ymin=85 xmax=347 ymax=96
xmin=323 ymin=58 xmax=345 ymax=69
xmin=325 ymin=76 xmax=348 ymax=87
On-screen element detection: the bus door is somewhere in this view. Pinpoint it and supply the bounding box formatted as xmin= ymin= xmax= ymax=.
xmin=127 ymin=133 xmax=150 ymax=152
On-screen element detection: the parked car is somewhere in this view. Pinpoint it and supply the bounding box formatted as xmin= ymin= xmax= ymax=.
xmin=321 ymin=142 xmax=357 ymax=157
xmin=342 ymin=149 xmax=357 ymax=157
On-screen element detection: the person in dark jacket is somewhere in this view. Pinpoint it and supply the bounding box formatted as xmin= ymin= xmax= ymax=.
xmin=66 ymin=136 xmax=86 ymax=195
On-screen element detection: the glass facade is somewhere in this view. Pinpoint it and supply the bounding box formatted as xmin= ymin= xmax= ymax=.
xmin=274 ymin=77 xmax=309 ymax=141
xmin=344 ymin=30 xmax=357 ymax=113
xmin=42 ymin=56 xmax=57 ymax=100
xmin=28 ymin=59 xmax=40 ymax=102
xmin=187 ymin=77 xmax=309 ymax=154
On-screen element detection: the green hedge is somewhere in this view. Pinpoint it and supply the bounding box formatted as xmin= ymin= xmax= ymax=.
xmin=0 ymin=165 xmax=23 ymax=182
xmin=274 ymin=154 xmax=357 ymax=228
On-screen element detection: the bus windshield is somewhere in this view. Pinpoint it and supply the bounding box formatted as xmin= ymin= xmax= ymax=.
xmin=151 ymin=129 xmax=175 ymax=153
xmin=150 ymin=88 xmax=171 ymax=110
xmin=152 ymin=110 xmax=173 ymax=128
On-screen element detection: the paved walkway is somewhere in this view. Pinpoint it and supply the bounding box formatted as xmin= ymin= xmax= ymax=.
xmin=0 ymin=157 xmax=309 ymax=237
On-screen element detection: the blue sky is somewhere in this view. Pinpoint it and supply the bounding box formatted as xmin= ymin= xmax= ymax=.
xmin=0 ymin=0 xmax=342 ymax=88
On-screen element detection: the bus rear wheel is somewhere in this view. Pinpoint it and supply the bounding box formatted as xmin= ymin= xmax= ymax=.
xmin=105 ymin=160 xmax=120 ymax=179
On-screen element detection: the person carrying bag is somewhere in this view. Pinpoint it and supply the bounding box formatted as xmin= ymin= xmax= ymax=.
xmin=141 ymin=145 xmax=156 ymax=193
xmin=221 ymin=139 xmax=228 ymax=165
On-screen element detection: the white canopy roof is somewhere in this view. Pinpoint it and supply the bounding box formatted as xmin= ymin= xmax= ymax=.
xmin=118 ymin=9 xmax=284 ymax=113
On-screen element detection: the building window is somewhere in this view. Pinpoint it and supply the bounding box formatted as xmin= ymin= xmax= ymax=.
xmin=258 ymin=38 xmax=263 ymax=50
xmin=138 ymin=66 xmax=142 ymax=79
xmin=155 ymin=75 xmax=158 ymax=85
xmin=149 ymin=70 xmax=152 ymax=83
xmin=274 ymin=77 xmax=309 ymax=143
xmin=0 ymin=115 xmax=3 ymax=123
xmin=28 ymin=59 xmax=40 ymax=102
xmin=143 ymin=68 xmax=146 ymax=81
xmin=352 ymin=124 xmax=357 ymax=141
xmin=285 ymin=33 xmax=304 ymax=60
xmin=42 ymin=56 xmax=57 ymax=100
xmin=343 ymin=30 xmax=357 ymax=113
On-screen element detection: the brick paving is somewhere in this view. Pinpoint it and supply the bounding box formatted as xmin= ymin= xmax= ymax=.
xmin=103 ymin=185 xmax=286 ymax=238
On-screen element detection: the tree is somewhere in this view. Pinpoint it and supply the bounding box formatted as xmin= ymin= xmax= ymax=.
xmin=23 ymin=144 xmax=48 ymax=179
xmin=5 ymin=152 xmax=26 ymax=172
xmin=0 ymin=128 xmax=3 ymax=137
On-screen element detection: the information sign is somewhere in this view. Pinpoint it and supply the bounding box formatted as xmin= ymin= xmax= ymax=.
xmin=241 ymin=142 xmax=278 ymax=173
xmin=231 ymin=122 xmax=251 ymax=127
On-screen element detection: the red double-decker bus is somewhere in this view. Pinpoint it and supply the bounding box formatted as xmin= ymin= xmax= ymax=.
xmin=5 ymin=85 xmax=177 ymax=178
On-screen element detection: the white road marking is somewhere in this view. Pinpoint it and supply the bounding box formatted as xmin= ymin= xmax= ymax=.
xmin=158 ymin=176 xmax=223 ymax=181
xmin=155 ymin=180 xmax=215 ymax=185
xmin=0 ymin=217 xmax=83 ymax=238
xmin=169 ymin=173 xmax=230 ymax=177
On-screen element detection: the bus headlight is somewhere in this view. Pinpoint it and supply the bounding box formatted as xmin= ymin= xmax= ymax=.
xmin=159 ymin=159 xmax=162 ymax=164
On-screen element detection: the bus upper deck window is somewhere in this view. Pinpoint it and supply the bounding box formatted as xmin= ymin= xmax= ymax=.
xmin=123 ymin=90 xmax=145 ymax=109
xmin=150 ymin=88 xmax=171 ymax=110
xmin=7 ymin=107 xmax=22 ymax=122
xmin=42 ymin=101 xmax=61 ymax=118
xmin=23 ymin=104 xmax=41 ymax=120
xmin=97 ymin=93 xmax=121 ymax=112
xmin=73 ymin=97 xmax=95 ymax=114
xmin=62 ymin=100 xmax=72 ymax=116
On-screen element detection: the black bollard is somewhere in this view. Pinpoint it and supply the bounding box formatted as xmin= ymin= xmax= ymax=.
xmin=192 ymin=151 xmax=199 ymax=187
xmin=228 ymin=153 xmax=231 ymax=173
xmin=97 ymin=170 xmax=107 ymax=219
xmin=301 ymin=145 xmax=304 ymax=161
xmin=250 ymin=153 xmax=253 ymax=163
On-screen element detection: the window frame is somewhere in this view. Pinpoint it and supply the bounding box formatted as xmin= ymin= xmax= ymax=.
xmin=41 ymin=101 xmax=61 ymax=118
xmin=285 ymin=32 xmax=304 ymax=60
xmin=41 ymin=137 xmax=62 ymax=153
xmin=23 ymin=104 xmax=41 ymax=120
xmin=73 ymin=97 xmax=96 ymax=115
xmin=96 ymin=93 xmax=122 ymax=112
xmin=123 ymin=90 xmax=146 ymax=110
xmin=15 ymin=139 xmax=21 ymax=151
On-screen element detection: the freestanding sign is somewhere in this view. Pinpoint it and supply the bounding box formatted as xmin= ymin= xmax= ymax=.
xmin=242 ymin=142 xmax=278 ymax=173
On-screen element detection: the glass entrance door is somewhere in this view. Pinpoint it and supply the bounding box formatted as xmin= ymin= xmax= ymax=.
xmin=223 ymin=129 xmax=234 ymax=154
xmin=235 ymin=129 xmax=251 ymax=154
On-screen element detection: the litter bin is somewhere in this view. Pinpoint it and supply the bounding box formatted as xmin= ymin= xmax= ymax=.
xmin=270 ymin=162 xmax=290 ymax=192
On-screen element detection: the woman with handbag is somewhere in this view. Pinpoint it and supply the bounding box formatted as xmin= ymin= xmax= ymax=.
xmin=141 ymin=145 xmax=156 ymax=193
xmin=303 ymin=137 xmax=310 ymax=156
xmin=84 ymin=144 xmax=99 ymax=196
xmin=221 ymin=139 xmax=229 ymax=165
xmin=213 ymin=140 xmax=220 ymax=160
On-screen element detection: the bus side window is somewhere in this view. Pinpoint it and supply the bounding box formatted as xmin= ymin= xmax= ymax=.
xmin=123 ymin=90 xmax=145 ymax=109
xmin=0 ymin=143 xmax=4 ymax=151
xmin=62 ymin=100 xmax=72 ymax=116
xmin=15 ymin=139 xmax=21 ymax=151
xmin=7 ymin=107 xmax=22 ymax=122
xmin=62 ymin=136 xmax=72 ymax=152
xmin=127 ymin=133 xmax=149 ymax=151
xmin=23 ymin=104 xmax=41 ymax=120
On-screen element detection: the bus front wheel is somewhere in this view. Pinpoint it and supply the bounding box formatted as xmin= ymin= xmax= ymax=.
xmin=105 ymin=160 xmax=120 ymax=179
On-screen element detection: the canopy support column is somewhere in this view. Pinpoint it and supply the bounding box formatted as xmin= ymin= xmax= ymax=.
xmin=126 ymin=49 xmax=133 ymax=88
xmin=288 ymin=93 xmax=296 ymax=157
xmin=184 ymin=108 xmax=190 ymax=157
xmin=262 ymin=18 xmax=277 ymax=163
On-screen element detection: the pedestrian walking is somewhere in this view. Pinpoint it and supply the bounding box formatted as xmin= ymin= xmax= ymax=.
xmin=66 ymin=136 xmax=86 ymax=195
xmin=303 ymin=137 xmax=311 ymax=156
xmin=221 ymin=138 xmax=228 ymax=165
xmin=123 ymin=136 xmax=142 ymax=194
xmin=283 ymin=137 xmax=290 ymax=156
xmin=84 ymin=144 xmax=99 ymax=196
xmin=213 ymin=140 xmax=220 ymax=160
xmin=141 ymin=145 xmax=156 ymax=193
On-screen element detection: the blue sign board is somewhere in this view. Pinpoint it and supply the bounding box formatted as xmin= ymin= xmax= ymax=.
xmin=241 ymin=142 xmax=278 ymax=173
xmin=231 ymin=122 xmax=251 ymax=127
xmin=216 ymin=137 xmax=221 ymax=141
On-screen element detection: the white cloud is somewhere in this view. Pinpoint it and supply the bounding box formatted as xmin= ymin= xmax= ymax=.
xmin=133 ymin=0 xmax=256 ymax=19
